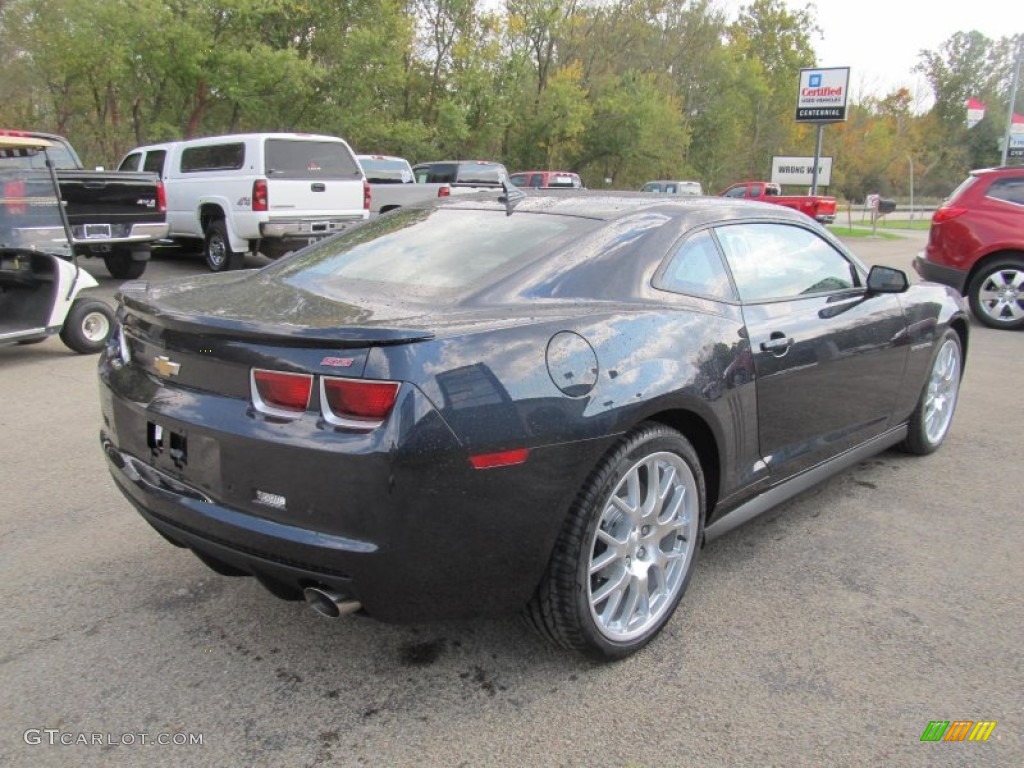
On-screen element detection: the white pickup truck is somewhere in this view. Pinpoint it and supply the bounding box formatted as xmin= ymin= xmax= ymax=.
xmin=119 ymin=133 xmax=369 ymax=271
xmin=357 ymin=155 xmax=453 ymax=215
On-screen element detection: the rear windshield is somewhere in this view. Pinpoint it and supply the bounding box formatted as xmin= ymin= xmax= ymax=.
xmin=455 ymin=163 xmax=508 ymax=185
xmin=265 ymin=140 xmax=361 ymax=180
xmin=0 ymin=141 xmax=79 ymax=170
xmin=358 ymin=157 xmax=413 ymax=183
xmin=268 ymin=207 xmax=596 ymax=297
xmin=547 ymin=174 xmax=581 ymax=188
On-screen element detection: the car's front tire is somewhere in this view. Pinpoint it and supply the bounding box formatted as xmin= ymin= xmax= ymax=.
xmin=899 ymin=329 xmax=963 ymax=455
xmin=525 ymin=423 xmax=705 ymax=660
xmin=967 ymin=258 xmax=1024 ymax=330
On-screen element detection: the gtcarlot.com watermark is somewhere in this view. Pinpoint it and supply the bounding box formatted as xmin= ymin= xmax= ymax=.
xmin=24 ymin=729 xmax=203 ymax=747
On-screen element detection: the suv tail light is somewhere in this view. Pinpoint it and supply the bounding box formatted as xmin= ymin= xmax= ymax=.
xmin=252 ymin=179 xmax=269 ymax=212
xmin=363 ymin=179 xmax=371 ymax=211
xmin=932 ymin=206 xmax=967 ymax=223
xmin=156 ymin=181 xmax=167 ymax=213
xmin=251 ymin=369 xmax=312 ymax=417
xmin=321 ymin=377 xmax=399 ymax=429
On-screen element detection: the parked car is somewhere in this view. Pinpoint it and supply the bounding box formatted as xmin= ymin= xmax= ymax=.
xmin=412 ymin=160 xmax=509 ymax=187
xmin=99 ymin=193 xmax=967 ymax=660
xmin=913 ymin=165 xmax=1024 ymax=330
xmin=118 ymin=133 xmax=368 ymax=271
xmin=356 ymin=154 xmax=453 ymax=215
xmin=720 ymin=181 xmax=837 ymax=224
xmin=510 ymin=171 xmax=584 ymax=189
xmin=1 ymin=129 xmax=167 ymax=278
xmin=641 ymin=180 xmax=703 ymax=196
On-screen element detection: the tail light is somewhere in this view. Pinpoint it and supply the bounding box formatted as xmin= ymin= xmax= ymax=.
xmin=156 ymin=181 xmax=167 ymax=213
xmin=251 ymin=369 xmax=312 ymax=417
xmin=3 ymin=179 xmax=26 ymax=215
xmin=438 ymin=186 xmax=450 ymax=198
xmin=321 ymin=377 xmax=399 ymax=429
xmin=932 ymin=206 xmax=967 ymax=223
xmin=363 ymin=179 xmax=371 ymax=210
xmin=252 ymin=179 xmax=269 ymax=212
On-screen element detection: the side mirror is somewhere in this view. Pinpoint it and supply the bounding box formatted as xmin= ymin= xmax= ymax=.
xmin=866 ymin=265 xmax=909 ymax=294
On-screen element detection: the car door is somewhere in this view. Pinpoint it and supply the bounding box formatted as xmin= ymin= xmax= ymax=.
xmin=714 ymin=222 xmax=908 ymax=480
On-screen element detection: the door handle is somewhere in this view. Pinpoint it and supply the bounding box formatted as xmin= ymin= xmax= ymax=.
xmin=310 ymin=183 xmax=326 ymax=192
xmin=760 ymin=333 xmax=793 ymax=353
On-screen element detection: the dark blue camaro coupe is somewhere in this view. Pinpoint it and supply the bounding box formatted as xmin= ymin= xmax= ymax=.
xmin=99 ymin=193 xmax=967 ymax=659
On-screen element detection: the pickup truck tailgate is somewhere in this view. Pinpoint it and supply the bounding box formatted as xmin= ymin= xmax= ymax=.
xmin=264 ymin=138 xmax=365 ymax=216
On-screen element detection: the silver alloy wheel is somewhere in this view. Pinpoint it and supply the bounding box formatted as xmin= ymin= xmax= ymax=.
xmin=976 ymin=266 xmax=1024 ymax=324
xmin=207 ymin=234 xmax=226 ymax=269
xmin=81 ymin=310 xmax=111 ymax=343
xmin=587 ymin=451 xmax=698 ymax=642
xmin=923 ymin=337 xmax=961 ymax=445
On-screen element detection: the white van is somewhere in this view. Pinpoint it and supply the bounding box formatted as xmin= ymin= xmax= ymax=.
xmin=118 ymin=133 xmax=368 ymax=271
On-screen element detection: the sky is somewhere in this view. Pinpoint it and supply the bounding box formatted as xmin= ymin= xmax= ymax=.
xmin=719 ymin=0 xmax=1021 ymax=105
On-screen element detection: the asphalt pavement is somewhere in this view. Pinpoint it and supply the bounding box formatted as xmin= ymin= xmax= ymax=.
xmin=1 ymin=232 xmax=1020 ymax=767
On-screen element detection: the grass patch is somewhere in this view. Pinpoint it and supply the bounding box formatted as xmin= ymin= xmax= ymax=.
xmin=826 ymin=226 xmax=902 ymax=239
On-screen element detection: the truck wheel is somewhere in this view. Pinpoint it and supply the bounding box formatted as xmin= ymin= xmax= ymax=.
xmin=59 ymin=299 xmax=114 ymax=354
xmin=205 ymin=220 xmax=244 ymax=272
xmin=103 ymin=248 xmax=147 ymax=279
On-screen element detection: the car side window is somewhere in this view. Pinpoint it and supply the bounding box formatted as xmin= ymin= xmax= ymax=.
xmin=118 ymin=153 xmax=141 ymax=172
xmin=642 ymin=183 xmax=661 ymax=193
xmin=714 ymin=223 xmax=859 ymax=302
xmin=723 ymin=186 xmax=746 ymax=199
xmin=142 ymin=150 xmax=166 ymax=176
xmin=530 ymin=175 xmax=543 ymax=188
xmin=656 ymin=230 xmax=737 ymax=301
xmin=750 ymin=184 xmax=762 ymax=197
xmin=987 ymin=177 xmax=1024 ymax=205
xmin=665 ymin=184 xmax=678 ymax=194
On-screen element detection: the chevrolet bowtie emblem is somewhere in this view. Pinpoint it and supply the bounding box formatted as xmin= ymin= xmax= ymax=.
xmin=154 ymin=355 xmax=181 ymax=377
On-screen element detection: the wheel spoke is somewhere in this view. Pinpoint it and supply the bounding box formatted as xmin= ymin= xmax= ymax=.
xmin=591 ymin=568 xmax=628 ymax=607
xmin=589 ymin=547 xmax=620 ymax=575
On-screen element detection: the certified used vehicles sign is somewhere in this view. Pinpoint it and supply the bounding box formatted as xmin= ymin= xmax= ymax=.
xmin=795 ymin=67 xmax=850 ymax=122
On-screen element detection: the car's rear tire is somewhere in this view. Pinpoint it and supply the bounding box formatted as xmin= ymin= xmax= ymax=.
xmin=899 ymin=329 xmax=963 ymax=455
xmin=204 ymin=220 xmax=244 ymax=272
xmin=59 ymin=299 xmax=114 ymax=354
xmin=524 ymin=423 xmax=704 ymax=660
xmin=103 ymin=248 xmax=147 ymax=279
xmin=967 ymin=258 xmax=1024 ymax=330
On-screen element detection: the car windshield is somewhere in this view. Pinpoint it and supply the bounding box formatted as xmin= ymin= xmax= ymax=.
xmin=266 ymin=207 xmax=596 ymax=299
xmin=0 ymin=164 xmax=72 ymax=257
xmin=359 ymin=157 xmax=413 ymax=183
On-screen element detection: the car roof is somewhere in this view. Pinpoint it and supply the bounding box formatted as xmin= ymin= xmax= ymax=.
xmin=441 ymin=190 xmax=809 ymax=226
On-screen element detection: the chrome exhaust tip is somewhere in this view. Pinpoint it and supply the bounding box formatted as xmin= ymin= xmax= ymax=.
xmin=303 ymin=586 xmax=361 ymax=618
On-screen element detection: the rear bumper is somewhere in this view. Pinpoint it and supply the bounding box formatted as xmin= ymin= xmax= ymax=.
xmin=72 ymin=221 xmax=169 ymax=246
xmin=98 ymin=366 xmax=607 ymax=622
xmin=815 ymin=214 xmax=836 ymax=224
xmin=913 ymin=253 xmax=968 ymax=294
xmin=259 ymin=215 xmax=366 ymax=241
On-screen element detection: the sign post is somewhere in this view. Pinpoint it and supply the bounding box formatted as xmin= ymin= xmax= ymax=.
xmin=795 ymin=67 xmax=850 ymax=194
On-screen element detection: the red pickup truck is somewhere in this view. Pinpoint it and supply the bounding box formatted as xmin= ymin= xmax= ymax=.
xmin=721 ymin=181 xmax=837 ymax=224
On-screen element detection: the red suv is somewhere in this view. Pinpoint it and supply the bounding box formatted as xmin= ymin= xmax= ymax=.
xmin=914 ymin=166 xmax=1024 ymax=329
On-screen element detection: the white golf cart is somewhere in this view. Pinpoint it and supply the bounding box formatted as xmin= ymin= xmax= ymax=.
xmin=1 ymin=135 xmax=114 ymax=353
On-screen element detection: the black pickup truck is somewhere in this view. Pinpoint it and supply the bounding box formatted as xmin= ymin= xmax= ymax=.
xmin=0 ymin=130 xmax=167 ymax=278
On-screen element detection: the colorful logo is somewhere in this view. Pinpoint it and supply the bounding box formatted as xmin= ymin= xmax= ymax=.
xmin=809 ymin=73 xmax=822 ymax=88
xmin=920 ymin=721 xmax=997 ymax=742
